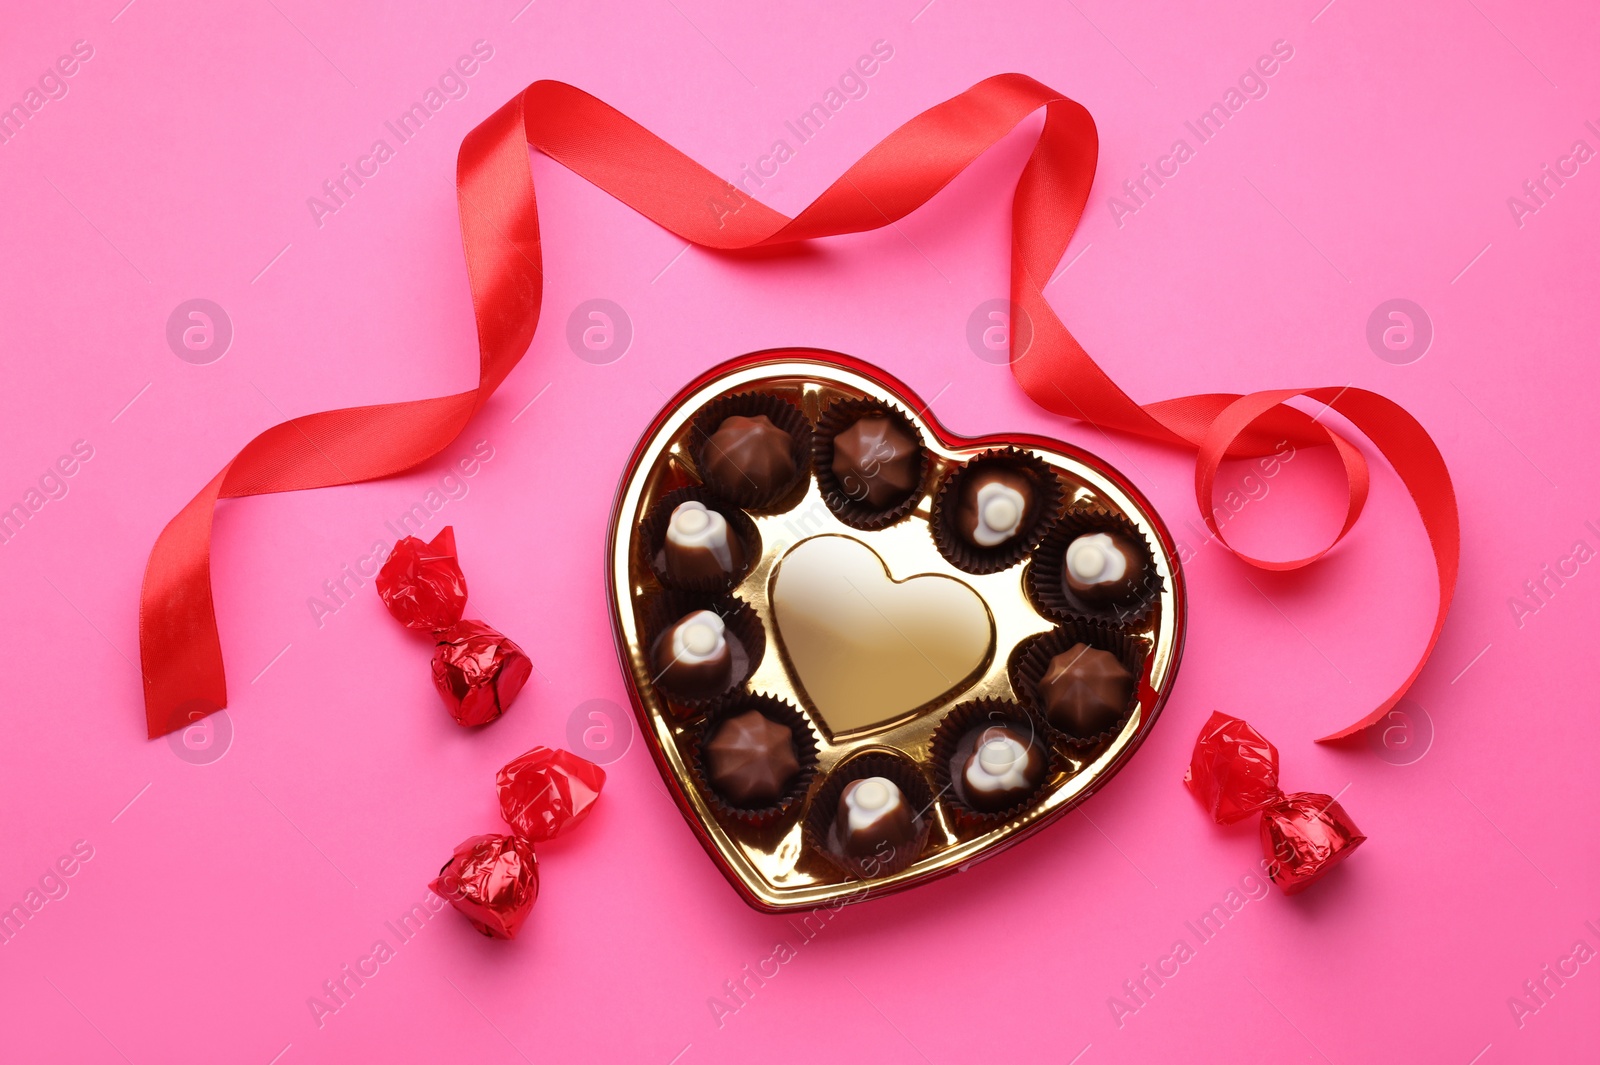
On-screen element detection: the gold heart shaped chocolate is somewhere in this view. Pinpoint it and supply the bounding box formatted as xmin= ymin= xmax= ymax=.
xmin=607 ymin=351 xmax=1185 ymax=912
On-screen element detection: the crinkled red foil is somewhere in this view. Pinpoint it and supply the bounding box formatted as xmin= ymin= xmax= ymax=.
xmin=376 ymin=526 xmax=468 ymax=631
xmin=1261 ymin=792 xmax=1367 ymax=895
xmin=1185 ymin=711 xmax=1365 ymax=894
xmin=430 ymin=834 xmax=539 ymax=939
xmin=1184 ymin=711 xmax=1282 ymax=823
xmin=431 ymin=621 xmax=532 ymax=727
xmin=497 ymin=747 xmax=606 ymax=841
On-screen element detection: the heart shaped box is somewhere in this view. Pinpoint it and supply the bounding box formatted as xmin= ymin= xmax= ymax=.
xmin=607 ymin=351 xmax=1186 ymax=912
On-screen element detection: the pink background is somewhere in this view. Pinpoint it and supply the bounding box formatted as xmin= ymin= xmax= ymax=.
xmin=2 ymin=0 xmax=1596 ymax=1061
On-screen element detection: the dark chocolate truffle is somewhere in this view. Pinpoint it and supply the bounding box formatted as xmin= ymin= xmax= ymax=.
xmin=1036 ymin=643 xmax=1134 ymax=738
xmin=704 ymin=710 xmax=800 ymax=807
xmin=652 ymin=609 xmax=735 ymax=696
xmin=663 ymin=501 xmax=745 ymax=584
xmin=835 ymin=776 xmax=916 ymax=857
xmin=702 ymin=415 xmax=796 ymax=499
xmin=958 ymin=724 xmax=1047 ymax=811
xmin=956 ymin=467 xmax=1036 ymax=548
xmin=830 ymin=416 xmax=920 ymax=509
xmin=1063 ymin=531 xmax=1148 ymax=603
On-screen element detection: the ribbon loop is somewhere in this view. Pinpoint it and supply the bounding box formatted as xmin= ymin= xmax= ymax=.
xmin=1195 ymin=388 xmax=1371 ymax=572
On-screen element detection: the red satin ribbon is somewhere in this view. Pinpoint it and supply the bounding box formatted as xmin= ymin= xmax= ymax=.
xmin=139 ymin=74 xmax=1457 ymax=741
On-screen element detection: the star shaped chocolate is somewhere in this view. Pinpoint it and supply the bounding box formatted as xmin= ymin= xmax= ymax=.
xmin=830 ymin=415 xmax=920 ymax=508
xmin=705 ymin=710 xmax=800 ymax=807
xmin=1036 ymin=643 xmax=1133 ymax=738
xmin=703 ymin=415 xmax=796 ymax=499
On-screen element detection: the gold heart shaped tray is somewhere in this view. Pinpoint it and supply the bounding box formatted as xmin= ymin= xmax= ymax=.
xmin=606 ymin=350 xmax=1186 ymax=911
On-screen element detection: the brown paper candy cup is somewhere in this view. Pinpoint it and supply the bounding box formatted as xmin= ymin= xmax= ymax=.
xmin=1010 ymin=620 xmax=1150 ymax=749
xmin=930 ymin=448 xmax=1064 ymax=574
xmin=1026 ymin=505 xmax=1160 ymax=630
xmin=688 ymin=695 xmax=820 ymax=831
xmin=639 ymin=592 xmax=766 ymax=716
xmin=804 ymin=751 xmax=934 ymax=879
xmin=812 ymin=398 xmax=928 ymax=530
xmin=929 ymin=699 xmax=1057 ymax=830
xmin=639 ymin=486 xmax=761 ymax=593
xmin=689 ymin=391 xmax=813 ymax=512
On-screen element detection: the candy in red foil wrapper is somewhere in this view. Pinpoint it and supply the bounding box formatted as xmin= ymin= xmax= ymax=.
xmin=497 ymin=747 xmax=606 ymax=841
xmin=1185 ymin=712 xmax=1365 ymax=895
xmin=431 ymin=621 xmax=533 ymax=727
xmin=430 ymin=834 xmax=539 ymax=939
xmin=376 ymin=524 xmax=467 ymax=630
xmin=377 ymin=526 xmax=468 ymax=631
xmin=1261 ymin=792 xmax=1367 ymax=895
xmin=1183 ymin=711 xmax=1281 ymax=824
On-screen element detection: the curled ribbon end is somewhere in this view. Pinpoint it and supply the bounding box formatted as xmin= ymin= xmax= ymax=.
xmin=147 ymin=692 xmax=227 ymax=740
xmin=1314 ymin=706 xmax=1399 ymax=745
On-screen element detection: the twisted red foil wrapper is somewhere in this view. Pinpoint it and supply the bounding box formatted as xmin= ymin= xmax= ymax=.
xmin=432 ymin=748 xmax=606 ymax=938
xmin=138 ymin=74 xmax=1458 ymax=743
xmin=430 ymin=834 xmax=539 ymax=939
xmin=1185 ymin=712 xmax=1366 ymax=894
xmin=375 ymin=526 xmax=468 ymax=632
xmin=496 ymin=746 xmax=606 ymax=841
xmin=431 ymin=620 xmax=533 ymax=727
xmin=372 ymin=525 xmax=529 ymax=726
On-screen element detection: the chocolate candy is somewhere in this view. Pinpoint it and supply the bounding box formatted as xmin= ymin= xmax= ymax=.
xmin=431 ymin=620 xmax=534 ymax=727
xmin=430 ymin=833 xmax=539 ymax=940
xmin=702 ymin=415 xmax=796 ymax=499
xmin=1036 ymin=643 xmax=1133 ymax=738
xmin=376 ymin=525 xmax=468 ymax=631
xmin=377 ymin=527 xmax=536 ymax=728
xmin=1259 ymin=793 xmax=1367 ymax=895
xmin=1186 ymin=712 xmax=1366 ymax=895
xmin=497 ymin=746 xmax=606 ymax=841
xmin=1063 ymin=531 xmax=1147 ymax=603
xmin=956 ymin=467 xmax=1035 ymax=548
xmin=959 ymin=724 xmax=1046 ymax=811
xmin=1184 ymin=711 xmax=1280 ymax=824
xmin=704 ymin=710 xmax=800 ymax=807
xmin=830 ymin=415 xmax=920 ymax=509
xmin=835 ymin=776 xmax=916 ymax=857
xmin=652 ymin=609 xmax=735 ymax=696
xmin=663 ymin=501 xmax=745 ymax=584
